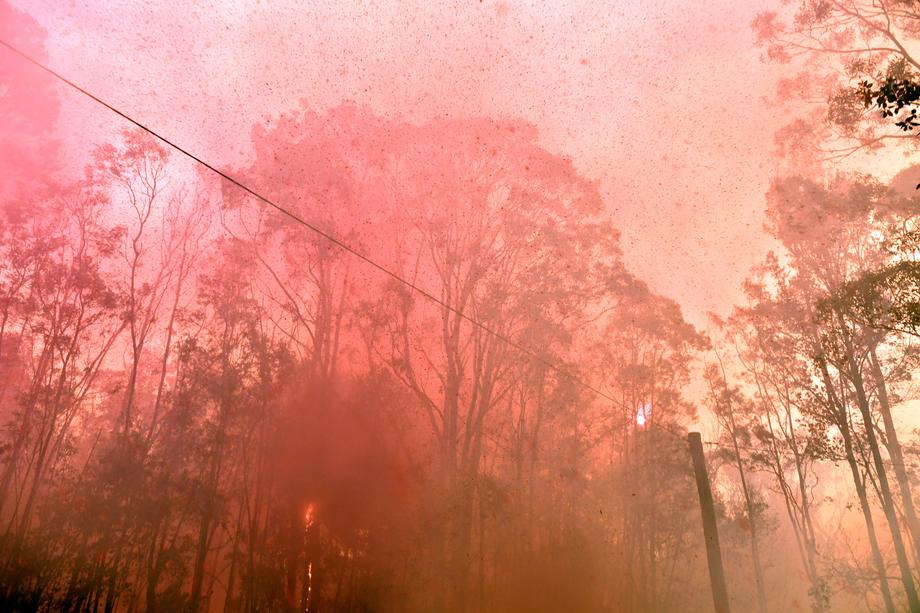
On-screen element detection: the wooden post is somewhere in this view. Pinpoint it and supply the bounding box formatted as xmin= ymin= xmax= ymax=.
xmin=688 ymin=432 xmax=731 ymax=613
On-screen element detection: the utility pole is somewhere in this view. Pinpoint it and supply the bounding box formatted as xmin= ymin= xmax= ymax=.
xmin=688 ymin=432 xmax=731 ymax=613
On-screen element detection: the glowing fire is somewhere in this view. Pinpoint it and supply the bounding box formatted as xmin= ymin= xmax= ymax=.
xmin=636 ymin=402 xmax=650 ymax=428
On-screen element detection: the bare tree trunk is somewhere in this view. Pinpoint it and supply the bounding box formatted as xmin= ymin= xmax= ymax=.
xmin=843 ymin=425 xmax=897 ymax=613
xmin=845 ymin=345 xmax=920 ymax=611
xmin=818 ymin=359 xmax=897 ymax=613
xmin=869 ymin=347 xmax=920 ymax=565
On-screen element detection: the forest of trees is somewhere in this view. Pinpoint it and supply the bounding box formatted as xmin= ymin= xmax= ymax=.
xmin=5 ymin=0 xmax=920 ymax=612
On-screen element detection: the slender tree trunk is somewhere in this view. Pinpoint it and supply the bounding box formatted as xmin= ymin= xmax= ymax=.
xmin=869 ymin=347 xmax=920 ymax=565
xmin=846 ymin=348 xmax=920 ymax=611
xmin=843 ymin=427 xmax=897 ymax=613
xmin=765 ymin=414 xmax=826 ymax=612
xmin=190 ymin=512 xmax=214 ymax=612
xmin=726 ymin=412 xmax=768 ymax=613
xmin=818 ymin=359 xmax=897 ymax=613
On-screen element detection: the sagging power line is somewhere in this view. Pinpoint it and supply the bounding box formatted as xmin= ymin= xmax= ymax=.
xmin=0 ymin=37 xmax=621 ymax=408
xmin=9 ymin=36 xmax=912 ymax=477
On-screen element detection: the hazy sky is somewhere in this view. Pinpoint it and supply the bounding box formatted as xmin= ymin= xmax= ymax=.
xmin=11 ymin=0 xmax=861 ymax=327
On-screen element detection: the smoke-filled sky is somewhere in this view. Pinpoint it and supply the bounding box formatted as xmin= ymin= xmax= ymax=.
xmin=11 ymin=0 xmax=891 ymax=326
xmin=13 ymin=4 xmax=920 ymax=612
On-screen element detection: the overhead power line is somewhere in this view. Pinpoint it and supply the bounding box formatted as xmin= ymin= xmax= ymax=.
xmin=9 ymin=38 xmax=920 ymax=474
xmin=0 ymin=38 xmax=621 ymax=406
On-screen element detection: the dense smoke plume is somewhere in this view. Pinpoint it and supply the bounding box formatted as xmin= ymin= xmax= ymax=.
xmin=5 ymin=1 xmax=920 ymax=612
